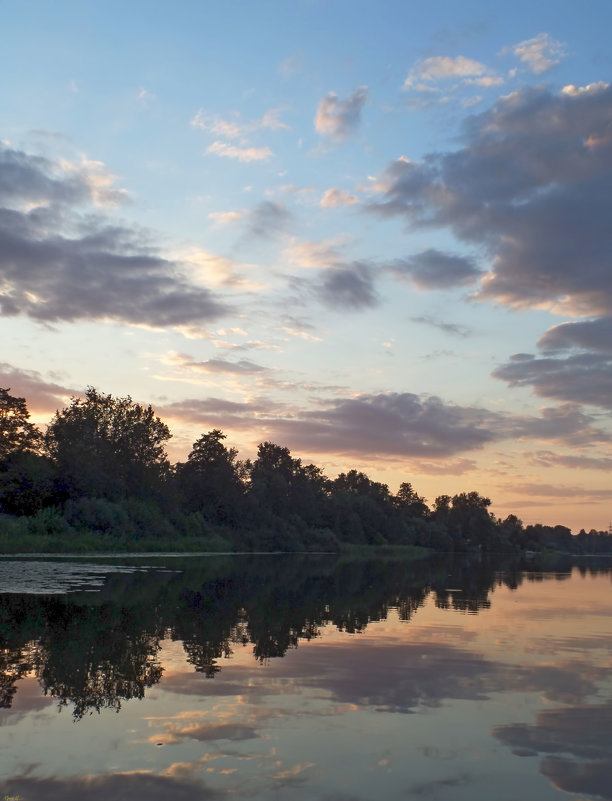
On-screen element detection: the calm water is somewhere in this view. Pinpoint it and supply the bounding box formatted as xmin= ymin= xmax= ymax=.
xmin=1 ymin=553 xmax=611 ymax=800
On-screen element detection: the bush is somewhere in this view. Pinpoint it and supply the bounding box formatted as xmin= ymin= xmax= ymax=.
xmin=123 ymin=497 xmax=178 ymax=539
xmin=26 ymin=507 xmax=73 ymax=537
xmin=64 ymin=497 xmax=133 ymax=536
xmin=303 ymin=527 xmax=341 ymax=552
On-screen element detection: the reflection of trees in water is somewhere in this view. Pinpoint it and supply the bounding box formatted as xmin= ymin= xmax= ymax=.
xmin=39 ymin=627 xmax=163 ymax=719
xmin=0 ymin=643 xmax=34 ymax=708
xmin=0 ymin=595 xmax=164 ymax=719
xmin=1 ymin=554 xmax=610 ymax=718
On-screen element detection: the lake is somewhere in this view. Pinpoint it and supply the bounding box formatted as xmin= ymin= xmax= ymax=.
xmin=1 ymin=552 xmax=611 ymax=800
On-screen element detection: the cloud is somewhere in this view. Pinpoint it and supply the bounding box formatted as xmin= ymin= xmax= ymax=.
xmin=316 ymin=263 xmax=379 ymax=311
xmin=315 ymin=87 xmax=368 ymax=142
xmin=389 ymin=249 xmax=483 ymax=290
xmin=164 ymin=351 xmax=268 ymax=375
xmin=137 ymin=88 xmax=156 ymax=105
xmin=281 ymin=327 xmax=322 ymax=342
xmin=403 ymin=55 xmax=502 ymax=95
xmin=538 ymin=317 xmax=612 ymax=354
xmin=0 ymin=145 xmax=127 ymax=209
xmin=173 ymin=246 xmax=263 ymax=293
xmin=0 ymin=143 xmax=230 ymax=329
xmin=410 ymin=457 xmax=477 ymax=475
xmin=192 ymin=111 xmax=244 ymax=139
xmin=404 ymin=55 xmax=488 ymax=86
xmin=271 ymin=184 xmax=315 ymax=200
xmin=269 ymin=393 xmax=499 ymax=458
xmin=164 ymin=390 xmax=607 ymax=459
xmin=160 ymin=397 xmax=282 ymax=430
xmin=283 ymin=238 xmax=379 ymax=312
xmin=208 ymin=210 xmax=245 ymax=225
xmin=411 ymin=316 xmax=472 ymax=338
xmin=278 ymin=52 xmax=305 ymax=77
xmin=283 ymin=237 xmax=345 ymax=269
xmin=260 ymin=108 xmax=291 ymax=132
xmin=495 ymin=314 xmax=612 ymax=412
xmin=0 ymin=362 xmax=74 ymax=413
xmin=367 ymin=83 xmax=612 ymax=318
xmin=526 ymin=450 xmax=612 ymax=471
xmin=492 ymin=352 xmax=612 ymax=410
xmin=245 ymin=200 xmax=292 ymax=238
xmin=511 ymin=33 xmax=566 ymax=74
xmin=500 ymin=482 xmax=612 ymax=500
xmin=508 ymin=403 xmax=609 ymax=447
xmin=206 ymin=141 xmax=273 ymax=162
xmin=192 ymin=108 xmax=289 ymax=139
xmin=467 ymin=77 xmax=503 ymax=87
xmin=320 ymin=188 xmax=359 ymax=208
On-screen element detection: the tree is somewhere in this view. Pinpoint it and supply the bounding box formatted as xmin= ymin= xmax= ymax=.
xmin=177 ymin=429 xmax=244 ymax=523
xmin=0 ymin=451 xmax=56 ymax=515
xmin=447 ymin=491 xmax=495 ymax=550
xmin=330 ymin=471 xmax=393 ymax=544
xmin=0 ymin=388 xmax=42 ymax=461
xmin=394 ymin=482 xmax=429 ymax=519
xmin=45 ymin=387 xmax=171 ymax=500
xmin=0 ymin=389 xmax=53 ymax=515
xmin=249 ymin=442 xmax=299 ymax=518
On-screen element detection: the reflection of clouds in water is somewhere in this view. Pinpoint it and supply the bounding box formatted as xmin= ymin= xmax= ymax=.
xmin=147 ymin=702 xmax=284 ymax=746
xmin=273 ymin=761 xmax=316 ymax=787
xmin=0 ymin=771 xmax=226 ymax=800
xmin=0 ymin=676 xmax=55 ymax=724
xmin=542 ymin=755 xmax=612 ymax=800
xmin=494 ymin=702 xmax=612 ymax=759
xmin=153 ymin=721 xmax=260 ymax=744
xmin=504 ymin=602 xmax=612 ymax=621
xmin=494 ymin=702 xmax=612 ymax=800
xmin=160 ymin=640 xmax=604 ymax=712
xmin=408 ymin=772 xmax=471 ymax=796
xmin=524 ymin=633 xmax=612 ymax=656
xmin=419 ymin=745 xmax=460 ymax=761
xmin=261 ymin=641 xmax=601 ymax=711
xmin=160 ymin=673 xmax=256 ymax=698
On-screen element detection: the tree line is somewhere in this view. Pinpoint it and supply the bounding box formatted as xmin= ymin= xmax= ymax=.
xmin=1 ymin=386 xmax=610 ymax=553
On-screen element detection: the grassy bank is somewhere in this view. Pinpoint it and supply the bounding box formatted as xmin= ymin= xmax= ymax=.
xmin=337 ymin=543 xmax=432 ymax=561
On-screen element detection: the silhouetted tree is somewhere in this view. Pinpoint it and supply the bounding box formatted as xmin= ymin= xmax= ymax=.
xmin=177 ymin=429 xmax=244 ymax=524
xmin=329 ymin=470 xmax=393 ymax=544
xmin=249 ymin=441 xmax=299 ymax=518
xmin=394 ymin=482 xmax=429 ymax=519
xmin=447 ymin=492 xmax=496 ymax=550
xmin=45 ymin=387 xmax=171 ymax=501
xmin=0 ymin=450 xmax=57 ymax=515
xmin=0 ymin=389 xmax=55 ymax=515
xmin=0 ymin=388 xmax=42 ymax=460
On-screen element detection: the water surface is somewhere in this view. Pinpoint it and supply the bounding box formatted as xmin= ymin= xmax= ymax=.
xmin=1 ymin=553 xmax=611 ymax=800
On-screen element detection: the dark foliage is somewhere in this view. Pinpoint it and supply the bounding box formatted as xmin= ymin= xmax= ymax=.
xmin=1 ymin=386 xmax=611 ymax=554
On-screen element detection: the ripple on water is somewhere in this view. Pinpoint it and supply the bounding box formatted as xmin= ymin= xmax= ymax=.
xmin=0 ymin=560 xmax=147 ymax=594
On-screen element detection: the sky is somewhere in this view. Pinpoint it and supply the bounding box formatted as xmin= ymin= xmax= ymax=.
xmin=1 ymin=0 xmax=612 ymax=531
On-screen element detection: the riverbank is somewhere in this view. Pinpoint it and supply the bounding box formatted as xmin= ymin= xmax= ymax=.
xmin=0 ymin=515 xmax=434 ymax=558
